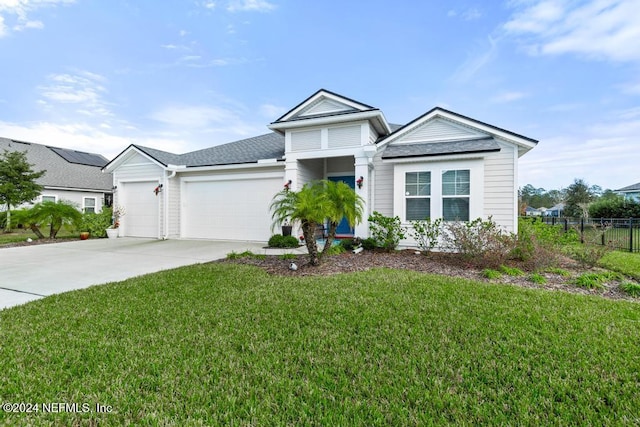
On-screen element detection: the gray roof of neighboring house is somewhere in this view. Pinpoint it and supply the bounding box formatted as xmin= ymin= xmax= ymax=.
xmin=132 ymin=132 xmax=286 ymax=167
xmin=381 ymin=137 xmax=501 ymax=160
xmin=0 ymin=137 xmax=112 ymax=191
xmin=616 ymin=182 xmax=640 ymax=192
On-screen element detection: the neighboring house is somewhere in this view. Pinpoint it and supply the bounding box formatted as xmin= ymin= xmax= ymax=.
xmin=546 ymin=203 xmax=565 ymax=217
xmin=0 ymin=137 xmax=113 ymax=213
xmin=524 ymin=206 xmax=542 ymax=216
xmin=616 ymin=182 xmax=640 ymax=202
xmin=104 ymin=89 xmax=538 ymax=243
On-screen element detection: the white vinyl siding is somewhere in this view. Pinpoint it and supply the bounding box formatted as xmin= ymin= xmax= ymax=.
xmin=299 ymin=98 xmax=352 ymax=117
xmin=371 ymin=153 xmax=394 ymax=217
xmin=297 ymin=158 xmax=323 ymax=187
xmin=394 ymin=118 xmax=483 ymax=143
xmin=328 ymin=125 xmax=360 ymax=148
xmin=484 ymin=141 xmax=516 ymax=231
xmin=291 ymin=129 xmax=322 ymax=151
xmin=167 ymin=176 xmax=181 ymax=238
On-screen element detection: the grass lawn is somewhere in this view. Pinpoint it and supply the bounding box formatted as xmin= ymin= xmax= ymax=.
xmin=600 ymin=251 xmax=640 ymax=280
xmin=1 ymin=264 xmax=639 ymax=425
xmin=0 ymin=227 xmax=80 ymax=245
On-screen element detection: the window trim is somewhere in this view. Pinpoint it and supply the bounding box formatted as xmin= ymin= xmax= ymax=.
xmin=393 ymin=159 xmax=483 ymax=224
xmin=441 ymin=169 xmax=470 ymax=222
xmin=41 ymin=195 xmax=58 ymax=203
xmin=83 ymin=197 xmax=97 ymax=214
xmin=404 ymin=171 xmax=431 ymax=221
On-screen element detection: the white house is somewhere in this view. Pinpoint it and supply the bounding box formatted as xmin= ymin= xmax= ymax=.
xmin=104 ymin=89 xmax=538 ymax=243
xmin=0 ymin=137 xmax=113 ymax=213
xmin=616 ymin=182 xmax=640 ymax=202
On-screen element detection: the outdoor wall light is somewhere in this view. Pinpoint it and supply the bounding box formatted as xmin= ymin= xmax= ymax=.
xmin=356 ymin=176 xmax=364 ymax=189
xmin=154 ymin=184 xmax=163 ymax=195
xmin=284 ymin=179 xmax=292 ymax=191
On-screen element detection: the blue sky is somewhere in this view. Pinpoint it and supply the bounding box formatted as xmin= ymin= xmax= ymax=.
xmin=0 ymin=0 xmax=638 ymax=192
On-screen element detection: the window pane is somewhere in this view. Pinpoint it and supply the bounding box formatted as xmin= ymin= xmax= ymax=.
xmin=443 ymin=198 xmax=469 ymax=221
xmin=42 ymin=196 xmax=56 ymax=203
xmin=406 ymin=172 xmax=430 ymax=196
xmin=85 ymin=198 xmax=96 ymax=207
xmin=406 ymin=198 xmax=430 ymax=221
xmin=442 ymin=169 xmax=470 ymax=196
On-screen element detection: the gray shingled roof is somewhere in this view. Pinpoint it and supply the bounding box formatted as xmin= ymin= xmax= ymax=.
xmin=0 ymin=137 xmax=112 ymax=191
xmin=616 ymin=182 xmax=640 ymax=192
xmin=381 ymin=137 xmax=501 ymax=159
xmin=133 ymin=132 xmax=285 ymax=167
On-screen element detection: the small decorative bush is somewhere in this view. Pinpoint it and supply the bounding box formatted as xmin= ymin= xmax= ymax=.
xmin=268 ymin=234 xmax=299 ymax=248
xmin=361 ymin=238 xmax=377 ymax=251
xmin=512 ymin=218 xmax=563 ymax=270
xmin=368 ymin=211 xmax=406 ymax=252
xmin=339 ymin=238 xmax=358 ymax=251
xmin=482 ymin=269 xmax=502 ymax=280
xmin=499 ymin=265 xmax=525 ymax=276
xmin=410 ymin=217 xmax=442 ymax=253
xmin=574 ymin=272 xmax=621 ymax=290
xmin=325 ymin=244 xmax=346 ymax=256
xmin=442 ymin=217 xmax=516 ymax=268
xmin=544 ymin=267 xmax=572 ymax=277
xmin=565 ymin=244 xmax=612 ymax=269
xmin=529 ymin=273 xmax=547 ymax=284
xmin=619 ymin=282 xmax=640 ymax=297
xmin=81 ymin=208 xmax=113 ymax=238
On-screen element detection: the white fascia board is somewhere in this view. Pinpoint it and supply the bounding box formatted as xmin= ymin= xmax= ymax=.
xmin=279 ymin=90 xmax=372 ymax=122
xmin=381 ymin=153 xmax=490 ymax=164
xmin=43 ymin=186 xmax=109 ymax=193
xmin=379 ymin=109 xmax=537 ymax=151
xmin=177 ymin=161 xmax=285 ymax=173
xmin=104 ymin=146 xmax=169 ymax=172
xmin=269 ymin=110 xmax=387 ymax=133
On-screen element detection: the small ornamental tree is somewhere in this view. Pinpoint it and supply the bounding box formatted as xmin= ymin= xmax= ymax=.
xmin=28 ymin=200 xmax=82 ymax=239
xmin=0 ymin=149 xmax=46 ymax=232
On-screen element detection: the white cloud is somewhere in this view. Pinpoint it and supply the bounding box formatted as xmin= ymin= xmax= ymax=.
xmin=259 ymin=103 xmax=285 ymax=119
xmin=491 ymin=91 xmax=528 ymax=103
xmin=462 ymin=8 xmax=482 ymax=20
xmin=450 ymin=36 xmax=498 ymax=83
xmin=504 ymin=0 xmax=640 ymax=63
xmin=0 ymin=0 xmax=74 ymax=37
xmin=37 ymin=71 xmax=114 ymax=121
xmin=149 ymin=105 xmax=241 ymax=128
xmin=519 ymin=112 xmax=640 ymax=189
xmin=226 ymin=0 xmax=275 ymax=13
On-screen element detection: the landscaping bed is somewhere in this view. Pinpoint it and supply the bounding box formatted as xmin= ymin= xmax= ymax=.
xmin=222 ymin=249 xmax=640 ymax=302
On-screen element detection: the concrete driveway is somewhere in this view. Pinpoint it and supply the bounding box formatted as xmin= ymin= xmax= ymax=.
xmin=0 ymin=238 xmax=302 ymax=310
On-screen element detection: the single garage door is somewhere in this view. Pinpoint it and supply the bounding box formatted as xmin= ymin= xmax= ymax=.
xmin=182 ymin=175 xmax=282 ymax=241
xmin=120 ymin=181 xmax=160 ymax=238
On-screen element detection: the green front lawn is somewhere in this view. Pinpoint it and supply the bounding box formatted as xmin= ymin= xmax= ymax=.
xmin=600 ymin=251 xmax=640 ymax=280
xmin=1 ymin=264 xmax=639 ymax=425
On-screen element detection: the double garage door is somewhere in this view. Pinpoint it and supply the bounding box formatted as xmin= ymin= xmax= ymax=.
xmin=181 ymin=174 xmax=283 ymax=241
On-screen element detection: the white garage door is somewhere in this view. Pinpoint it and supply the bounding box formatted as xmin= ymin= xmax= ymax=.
xmin=120 ymin=181 xmax=160 ymax=238
xmin=182 ymin=175 xmax=282 ymax=241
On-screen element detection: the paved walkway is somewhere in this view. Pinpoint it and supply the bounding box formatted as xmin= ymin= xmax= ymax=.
xmin=0 ymin=238 xmax=306 ymax=310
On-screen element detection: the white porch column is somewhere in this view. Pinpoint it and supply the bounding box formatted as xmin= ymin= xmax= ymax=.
xmin=285 ymin=158 xmax=298 ymax=190
xmin=354 ymin=154 xmax=372 ymax=238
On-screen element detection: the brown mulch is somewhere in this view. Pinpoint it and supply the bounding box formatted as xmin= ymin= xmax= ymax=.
xmin=221 ymin=249 xmax=640 ymax=302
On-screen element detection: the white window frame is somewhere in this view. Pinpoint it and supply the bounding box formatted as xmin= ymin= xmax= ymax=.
xmin=83 ymin=197 xmax=97 ymax=214
xmin=404 ymin=171 xmax=431 ymax=221
xmin=41 ymin=195 xmax=57 ymax=203
xmin=442 ymin=169 xmax=470 ymax=222
xmin=393 ymin=159 xmax=484 ymax=224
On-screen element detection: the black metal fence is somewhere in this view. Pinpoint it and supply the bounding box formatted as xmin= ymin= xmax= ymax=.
xmin=522 ymin=216 xmax=640 ymax=253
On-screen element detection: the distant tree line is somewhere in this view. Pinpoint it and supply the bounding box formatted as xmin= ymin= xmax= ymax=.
xmin=520 ymin=178 xmax=640 ymax=218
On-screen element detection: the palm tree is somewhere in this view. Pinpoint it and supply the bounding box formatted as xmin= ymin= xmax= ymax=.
xmin=322 ymin=180 xmax=364 ymax=255
xmin=270 ymin=179 xmax=364 ymax=265
xmin=28 ymin=200 xmax=82 ymax=238
xmin=271 ymin=181 xmax=328 ymax=266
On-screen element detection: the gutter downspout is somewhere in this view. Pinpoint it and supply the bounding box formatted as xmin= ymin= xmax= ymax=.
xmin=163 ymin=168 xmax=178 ymax=240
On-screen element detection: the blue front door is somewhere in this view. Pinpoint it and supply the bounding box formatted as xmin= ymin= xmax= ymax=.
xmin=328 ymin=176 xmax=355 ymax=236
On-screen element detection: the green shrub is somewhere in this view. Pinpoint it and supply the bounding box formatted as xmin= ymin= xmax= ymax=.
xmin=80 ymin=207 xmax=113 ymax=238
xmin=544 ymin=267 xmax=572 ymax=277
xmin=529 ymin=273 xmax=547 ymax=284
xmin=268 ymin=234 xmax=299 ymax=248
xmin=442 ymin=217 xmax=516 ymax=268
xmin=325 ymin=244 xmax=346 ymax=256
xmin=574 ymin=272 xmax=621 ymax=290
xmin=499 ymin=265 xmax=525 ymax=276
xmin=339 ymin=238 xmax=357 ymax=251
xmin=589 ymin=197 xmax=640 ymax=218
xmin=619 ymin=282 xmax=640 ymax=297
xmin=410 ymin=217 xmax=442 ymax=253
xmin=361 ymin=237 xmax=377 ymax=251
xmin=279 ymin=253 xmax=297 ymax=260
xmin=368 ymin=211 xmax=405 ymax=252
xmin=482 ymin=269 xmax=502 ymax=280
xmin=565 ymin=244 xmax=612 ymax=269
